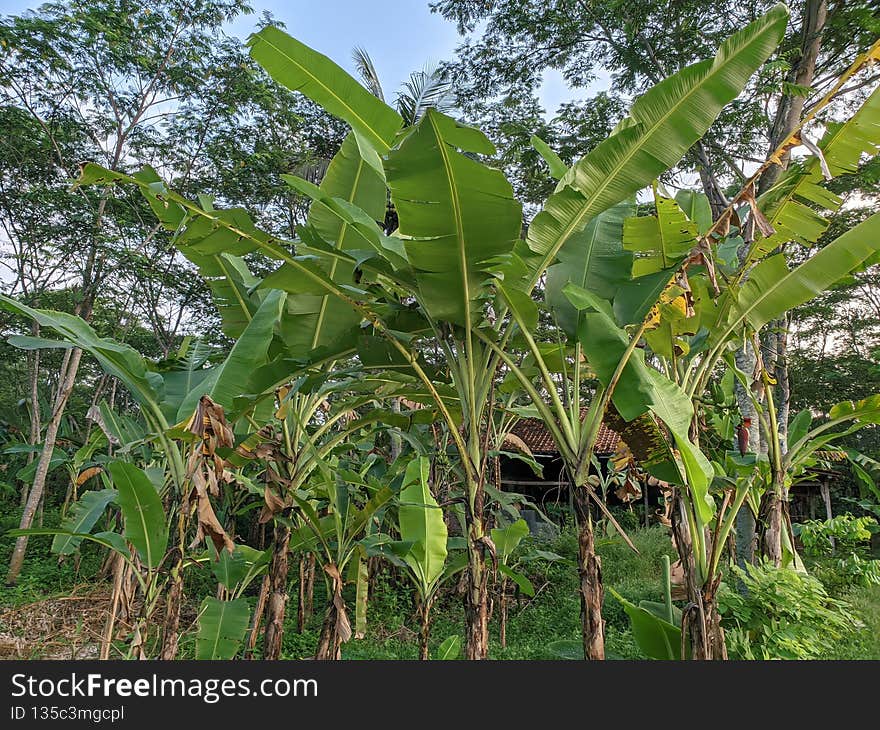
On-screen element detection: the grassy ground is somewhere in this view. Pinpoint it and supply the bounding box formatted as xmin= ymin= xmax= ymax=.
xmin=280 ymin=525 xmax=676 ymax=660
xmin=827 ymin=585 xmax=880 ymax=660
xmin=2 ymin=504 xmax=879 ymax=660
xmin=0 ymin=506 xmax=105 ymax=609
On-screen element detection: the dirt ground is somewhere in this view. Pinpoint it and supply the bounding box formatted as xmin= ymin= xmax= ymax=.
xmin=0 ymin=584 xmax=111 ymax=659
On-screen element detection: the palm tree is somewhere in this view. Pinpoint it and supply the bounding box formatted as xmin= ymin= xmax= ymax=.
xmin=352 ymin=47 xmax=454 ymax=126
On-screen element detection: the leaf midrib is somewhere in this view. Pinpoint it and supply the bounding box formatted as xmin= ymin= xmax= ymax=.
xmin=311 ymin=157 xmax=365 ymax=350
xmin=529 ymin=18 xmax=776 ymax=291
xmin=253 ymin=31 xmax=396 ymax=154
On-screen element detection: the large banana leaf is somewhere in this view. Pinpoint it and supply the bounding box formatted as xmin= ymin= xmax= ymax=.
xmin=675 ymin=190 xmax=713 ymax=235
xmin=491 ymin=518 xmax=530 ymax=563
xmin=75 ymin=165 xmax=361 ymax=329
xmin=828 ymin=394 xmax=880 ymax=423
xmin=564 ymin=284 xmax=714 ymax=522
xmin=525 ymin=5 xmax=788 ymax=282
xmin=754 ymin=84 xmax=880 ymax=258
xmin=545 ymin=201 xmax=635 ymax=337
xmin=175 ymin=289 xmax=286 ymax=420
xmin=183 ymin=251 xmax=263 ymax=340
xmin=0 ymin=296 xmax=165 ymax=416
xmin=107 ymin=461 xmax=167 ymax=569
xmin=715 ymin=210 xmax=880 ymax=342
xmin=247 ymin=26 xmax=402 ymax=162
xmin=531 ymin=134 xmax=567 ymax=180
xmin=624 ymin=195 xmax=697 ymax=276
xmin=195 ymin=597 xmax=251 ymax=660
xmin=159 ymin=341 xmax=214 ymax=421
xmin=609 ymin=588 xmax=684 ymax=660
xmin=398 ymin=457 xmax=448 ymax=596
xmin=385 ymin=109 xmax=522 ymax=326
xmin=130 ymin=165 xmax=262 ymax=340
xmin=277 ymin=134 xmax=387 ymax=358
xmin=51 ymin=489 xmax=117 ymax=556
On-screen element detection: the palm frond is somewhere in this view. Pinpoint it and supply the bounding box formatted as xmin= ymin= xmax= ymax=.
xmin=351 ymin=46 xmax=385 ymax=102
xmin=395 ymin=64 xmax=454 ymax=126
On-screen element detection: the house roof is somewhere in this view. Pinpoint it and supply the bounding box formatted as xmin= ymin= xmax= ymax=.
xmin=508 ymin=417 xmax=620 ymax=456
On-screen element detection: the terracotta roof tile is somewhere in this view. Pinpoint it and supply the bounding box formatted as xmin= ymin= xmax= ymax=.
xmin=509 ymin=417 xmax=620 ymax=455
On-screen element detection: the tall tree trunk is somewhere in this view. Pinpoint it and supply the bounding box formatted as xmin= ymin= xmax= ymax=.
xmin=20 ymin=322 xmax=42 ymax=507
xmin=759 ymin=0 xmax=828 ymax=195
xmin=6 ymin=346 xmax=83 ymax=584
xmin=573 ymin=487 xmax=605 ymax=660
xmin=6 ymin=187 xmax=105 ymax=584
xmin=735 ymin=1 xmax=827 ymax=570
xmin=262 ymin=524 xmax=291 ymax=660
xmin=694 ymin=142 xmax=729 ymax=220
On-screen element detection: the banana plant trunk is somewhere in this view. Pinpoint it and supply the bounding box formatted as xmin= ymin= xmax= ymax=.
xmin=160 ymin=504 xmax=190 ymax=660
xmin=760 ymin=489 xmax=785 ymax=567
xmin=464 ymin=475 xmax=490 ymax=660
xmin=671 ymin=490 xmax=727 ymax=659
xmin=417 ymin=596 xmax=434 ymax=660
xmin=315 ymin=563 xmax=350 ymax=660
xmin=159 ymin=571 xmax=183 ymax=660
xmin=499 ymin=575 xmax=508 ymax=649
xmin=573 ymin=486 xmax=605 ymax=660
xmin=297 ymin=553 xmax=315 ymax=632
xmin=263 ymin=524 xmax=291 ymax=660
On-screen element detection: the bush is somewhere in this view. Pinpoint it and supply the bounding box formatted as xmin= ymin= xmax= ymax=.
xmin=795 ymin=513 xmax=877 ymax=557
xmin=795 ymin=513 xmax=880 ymax=594
xmin=718 ymin=561 xmax=860 ymax=660
xmin=810 ymin=553 xmax=880 ymax=594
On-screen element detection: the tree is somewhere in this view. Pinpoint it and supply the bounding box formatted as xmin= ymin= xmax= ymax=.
xmin=0 ymin=0 xmax=346 ymax=583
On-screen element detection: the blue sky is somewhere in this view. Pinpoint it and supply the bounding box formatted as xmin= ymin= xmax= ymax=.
xmin=1 ymin=1 xmax=594 ymax=113
xmin=228 ymin=1 xmax=461 ymax=98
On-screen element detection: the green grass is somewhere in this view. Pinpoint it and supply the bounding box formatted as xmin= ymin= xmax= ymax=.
xmin=826 ymin=584 xmax=880 ymax=660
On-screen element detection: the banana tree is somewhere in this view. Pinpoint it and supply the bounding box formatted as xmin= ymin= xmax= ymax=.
xmin=589 ymin=58 xmax=880 ymax=656
xmin=679 ymin=63 xmax=880 ymax=565
xmin=244 ymin=5 xmax=790 ymax=659
xmin=230 ymin=367 xmax=441 ymax=658
xmin=9 ymin=460 xmax=169 ymax=657
xmin=363 ymin=455 xmax=468 ymax=659
xmin=270 ymin=455 xmax=394 ymax=660
xmin=0 ymin=295 xmax=288 ymax=657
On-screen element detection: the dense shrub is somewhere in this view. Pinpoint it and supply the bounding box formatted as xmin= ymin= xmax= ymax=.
xmin=796 ymin=514 xmax=877 ymax=557
xmin=718 ymin=562 xmax=860 ymax=660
